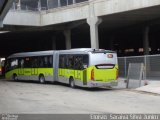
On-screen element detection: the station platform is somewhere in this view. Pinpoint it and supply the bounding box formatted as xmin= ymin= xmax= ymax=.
xmin=116 ymin=78 xmax=160 ymax=95
xmin=136 ymin=81 xmax=160 ymax=95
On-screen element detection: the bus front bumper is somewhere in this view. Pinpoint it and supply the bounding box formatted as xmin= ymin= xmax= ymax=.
xmin=87 ymin=81 xmax=118 ymax=87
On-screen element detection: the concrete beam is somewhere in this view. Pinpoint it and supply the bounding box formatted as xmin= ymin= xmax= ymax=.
xmin=3 ymin=11 xmax=41 ymax=26
xmin=0 ymin=0 xmax=13 ymax=20
xmin=41 ymin=0 xmax=160 ymax=26
xmin=41 ymin=2 xmax=89 ymax=26
xmin=93 ymin=0 xmax=160 ymax=17
xmin=0 ymin=0 xmax=14 ymax=28
xmin=66 ymin=20 xmax=86 ymax=29
xmin=3 ymin=0 xmax=160 ymax=28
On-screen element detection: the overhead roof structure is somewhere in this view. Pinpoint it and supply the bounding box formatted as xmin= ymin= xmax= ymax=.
xmin=0 ymin=0 xmax=13 ymax=27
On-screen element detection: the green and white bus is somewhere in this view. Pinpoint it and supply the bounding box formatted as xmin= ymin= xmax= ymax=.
xmin=5 ymin=48 xmax=118 ymax=88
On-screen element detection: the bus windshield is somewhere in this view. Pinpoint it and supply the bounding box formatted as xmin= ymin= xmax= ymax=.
xmin=90 ymin=52 xmax=117 ymax=67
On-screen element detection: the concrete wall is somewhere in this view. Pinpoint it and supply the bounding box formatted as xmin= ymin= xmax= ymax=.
xmin=3 ymin=0 xmax=160 ymax=26
xmin=94 ymin=0 xmax=160 ymax=16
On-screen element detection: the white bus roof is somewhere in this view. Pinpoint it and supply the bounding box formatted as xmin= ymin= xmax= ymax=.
xmin=8 ymin=50 xmax=54 ymax=58
xmin=59 ymin=48 xmax=115 ymax=53
xmin=7 ymin=48 xmax=116 ymax=59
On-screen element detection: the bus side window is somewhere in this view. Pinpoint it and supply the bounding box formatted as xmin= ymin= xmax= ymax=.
xmin=31 ymin=57 xmax=38 ymax=68
xmin=44 ymin=56 xmax=48 ymax=67
xmin=24 ymin=57 xmax=31 ymax=68
xmin=59 ymin=55 xmax=66 ymax=68
xmin=39 ymin=57 xmax=44 ymax=68
xmin=11 ymin=58 xmax=18 ymax=69
xmin=82 ymin=55 xmax=89 ymax=69
xmin=48 ymin=56 xmax=53 ymax=68
xmin=5 ymin=59 xmax=11 ymax=72
xmin=74 ymin=56 xmax=83 ymax=70
xmin=67 ymin=55 xmax=74 ymax=69
xmin=18 ymin=58 xmax=24 ymax=68
xmin=5 ymin=58 xmax=18 ymax=71
xmin=37 ymin=56 xmax=52 ymax=68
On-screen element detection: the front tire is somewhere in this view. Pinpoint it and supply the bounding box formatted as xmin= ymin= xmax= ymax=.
xmin=39 ymin=75 xmax=45 ymax=84
xmin=13 ymin=74 xmax=18 ymax=81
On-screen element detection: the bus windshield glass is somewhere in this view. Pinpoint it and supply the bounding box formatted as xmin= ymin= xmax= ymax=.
xmin=90 ymin=51 xmax=117 ymax=66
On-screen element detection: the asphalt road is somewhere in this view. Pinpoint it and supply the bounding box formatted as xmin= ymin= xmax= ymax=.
xmin=0 ymin=79 xmax=160 ymax=114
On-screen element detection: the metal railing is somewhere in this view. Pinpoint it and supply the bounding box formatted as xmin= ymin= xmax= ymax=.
xmin=10 ymin=0 xmax=89 ymax=12
xmin=118 ymin=54 xmax=160 ymax=80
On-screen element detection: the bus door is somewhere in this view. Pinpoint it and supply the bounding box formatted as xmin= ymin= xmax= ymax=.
xmin=18 ymin=58 xmax=24 ymax=75
xmin=74 ymin=55 xmax=83 ymax=80
xmin=31 ymin=68 xmax=38 ymax=75
xmin=18 ymin=67 xmax=24 ymax=75
xmin=74 ymin=70 xmax=81 ymax=80
xmin=74 ymin=55 xmax=88 ymax=85
xmin=58 ymin=54 xmax=66 ymax=79
xmin=31 ymin=57 xmax=38 ymax=75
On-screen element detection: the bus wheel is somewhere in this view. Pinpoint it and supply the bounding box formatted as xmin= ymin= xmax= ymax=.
xmin=13 ymin=74 xmax=18 ymax=81
xmin=69 ymin=77 xmax=76 ymax=88
xmin=39 ymin=75 xmax=45 ymax=84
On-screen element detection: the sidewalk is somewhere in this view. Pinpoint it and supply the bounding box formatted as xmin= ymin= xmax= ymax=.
xmin=115 ymin=78 xmax=160 ymax=95
xmin=136 ymin=81 xmax=160 ymax=95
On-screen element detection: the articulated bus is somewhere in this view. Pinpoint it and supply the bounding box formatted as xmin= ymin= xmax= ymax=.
xmin=5 ymin=48 xmax=118 ymax=88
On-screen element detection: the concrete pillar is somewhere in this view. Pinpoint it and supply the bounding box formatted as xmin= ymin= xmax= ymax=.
xmin=143 ymin=26 xmax=150 ymax=55
xmin=87 ymin=17 xmax=102 ymax=49
xmin=52 ymin=36 xmax=56 ymax=50
xmin=38 ymin=0 xmax=41 ymax=11
xmin=46 ymin=0 xmax=49 ymax=9
xmin=73 ymin=0 xmax=76 ymax=4
xmin=143 ymin=26 xmax=150 ymax=77
xmin=109 ymin=36 xmax=115 ymax=50
xmin=87 ymin=3 xmax=102 ymax=49
xmin=17 ymin=0 xmax=21 ymax=10
xmin=58 ymin=0 xmax=61 ymax=7
xmin=64 ymin=29 xmax=71 ymax=49
xmin=13 ymin=2 xmax=16 ymax=10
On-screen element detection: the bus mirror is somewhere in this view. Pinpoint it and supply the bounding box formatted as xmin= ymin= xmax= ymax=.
xmin=83 ymin=64 xmax=87 ymax=69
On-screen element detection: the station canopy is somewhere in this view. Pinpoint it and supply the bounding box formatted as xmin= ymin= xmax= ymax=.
xmin=0 ymin=0 xmax=6 ymax=14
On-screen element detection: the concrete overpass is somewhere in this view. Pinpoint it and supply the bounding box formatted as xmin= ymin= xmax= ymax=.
xmin=0 ymin=0 xmax=13 ymax=27
xmin=2 ymin=0 xmax=160 ymax=53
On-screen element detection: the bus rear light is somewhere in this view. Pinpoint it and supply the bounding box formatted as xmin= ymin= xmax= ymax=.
xmin=107 ymin=54 xmax=113 ymax=58
xmin=91 ymin=69 xmax=94 ymax=81
xmin=116 ymin=69 xmax=119 ymax=80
